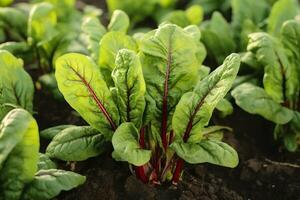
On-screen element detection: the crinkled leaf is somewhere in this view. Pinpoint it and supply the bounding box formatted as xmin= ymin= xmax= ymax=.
xmin=81 ymin=16 xmax=106 ymax=61
xmin=37 ymin=153 xmax=57 ymax=170
xmin=171 ymin=139 xmax=238 ymax=167
xmin=231 ymin=83 xmax=294 ymax=124
xmin=112 ymin=122 xmax=151 ymax=166
xmin=267 ymin=0 xmax=299 ymax=36
xmin=202 ymin=125 xmax=232 ymax=141
xmin=248 ymin=32 xmax=299 ymax=103
xmin=46 ymin=126 xmax=106 ymax=161
xmin=40 ymin=124 xmax=75 ymax=140
xmin=22 ymin=169 xmax=86 ymax=200
xmin=140 ymin=24 xmax=205 ymax=135
xmin=0 ymin=109 xmax=39 ymax=200
xmin=112 ymin=49 xmax=146 ymax=129
xmin=0 ymin=50 xmax=34 ymax=120
xmin=98 ymin=31 xmax=137 ymax=86
xmin=172 ymin=54 xmax=240 ymax=143
xmin=55 ymin=53 xmax=119 ymax=137
xmin=108 ymin=10 xmax=130 ymax=33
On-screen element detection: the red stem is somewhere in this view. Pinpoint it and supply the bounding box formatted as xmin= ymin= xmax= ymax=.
xmin=135 ymin=166 xmax=148 ymax=183
xmin=172 ymin=158 xmax=184 ymax=185
xmin=139 ymin=127 xmax=146 ymax=148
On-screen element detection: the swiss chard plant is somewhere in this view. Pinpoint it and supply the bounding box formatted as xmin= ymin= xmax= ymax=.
xmin=232 ymin=19 xmax=300 ymax=152
xmin=54 ymin=23 xmax=240 ymax=184
xmin=0 ymin=108 xmax=85 ymax=200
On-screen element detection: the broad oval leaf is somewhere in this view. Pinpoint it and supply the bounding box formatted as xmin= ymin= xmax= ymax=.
xmin=22 ymin=169 xmax=86 ymax=200
xmin=248 ymin=32 xmax=299 ymax=103
xmin=81 ymin=16 xmax=107 ymax=61
xmin=55 ymin=53 xmax=119 ymax=137
xmin=112 ymin=49 xmax=146 ymax=129
xmin=231 ymin=83 xmax=294 ymax=124
xmin=46 ymin=126 xmax=106 ymax=161
xmin=267 ymin=0 xmax=299 ymax=36
xmin=108 ymin=10 xmax=130 ymax=33
xmin=37 ymin=153 xmax=57 ymax=170
xmin=0 ymin=50 xmax=34 ymax=120
xmin=40 ymin=124 xmax=75 ymax=140
xmin=139 ymin=23 xmax=205 ymax=144
xmin=172 ymin=54 xmax=240 ymax=143
xmin=171 ymin=139 xmax=239 ymax=167
xmin=98 ymin=31 xmax=137 ymax=86
xmin=0 ymin=108 xmax=39 ymax=200
xmin=112 ymin=122 xmax=151 ymax=166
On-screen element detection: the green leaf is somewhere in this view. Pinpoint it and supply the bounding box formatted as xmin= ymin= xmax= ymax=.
xmin=140 ymin=24 xmax=205 ymax=134
xmin=216 ymin=98 xmax=233 ymax=118
xmin=0 ymin=109 xmax=39 ymax=200
xmin=0 ymin=7 xmax=27 ymax=40
xmin=112 ymin=122 xmax=151 ymax=166
xmin=106 ymin=0 xmax=157 ymax=23
xmin=0 ymin=42 xmax=32 ymax=63
xmin=231 ymin=0 xmax=269 ymax=35
xmin=202 ymin=125 xmax=232 ymax=141
xmin=171 ymin=139 xmax=238 ymax=167
xmin=98 ymin=31 xmax=137 ymax=86
xmin=185 ymin=5 xmax=203 ymax=25
xmin=46 ymin=126 xmax=106 ymax=161
xmin=22 ymin=169 xmax=86 ymax=200
xmin=55 ymin=53 xmax=119 ymax=137
xmin=108 ymin=10 xmax=130 ymax=33
xmin=172 ymin=54 xmax=240 ymax=143
xmin=201 ymin=11 xmax=236 ymax=64
xmin=112 ymin=49 xmax=146 ymax=129
xmin=248 ymin=32 xmax=299 ymax=103
xmin=268 ymin=0 xmax=299 ymax=36
xmin=40 ymin=124 xmax=75 ymax=140
xmin=81 ymin=16 xmax=106 ymax=61
xmin=0 ymin=0 xmax=13 ymax=7
xmin=37 ymin=153 xmax=57 ymax=170
xmin=159 ymin=11 xmax=191 ymax=28
xmin=28 ymin=2 xmax=58 ymax=45
xmin=0 ymin=50 xmax=34 ymax=120
xmin=231 ymin=83 xmax=294 ymax=124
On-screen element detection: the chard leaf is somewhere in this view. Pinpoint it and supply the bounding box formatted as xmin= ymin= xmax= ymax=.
xmin=231 ymin=83 xmax=294 ymax=124
xmin=108 ymin=10 xmax=130 ymax=33
xmin=140 ymin=24 xmax=205 ymax=144
xmin=81 ymin=16 xmax=106 ymax=61
xmin=0 ymin=109 xmax=39 ymax=200
xmin=248 ymin=32 xmax=299 ymax=103
xmin=0 ymin=50 xmax=34 ymax=120
xmin=22 ymin=169 xmax=86 ymax=200
xmin=170 ymin=139 xmax=238 ymax=167
xmin=40 ymin=124 xmax=75 ymax=140
xmin=112 ymin=122 xmax=151 ymax=166
xmin=98 ymin=31 xmax=137 ymax=86
xmin=201 ymin=11 xmax=236 ymax=64
xmin=267 ymin=0 xmax=299 ymax=36
xmin=0 ymin=7 xmax=27 ymax=40
xmin=46 ymin=126 xmax=106 ymax=161
xmin=0 ymin=0 xmax=13 ymax=7
xmin=37 ymin=153 xmax=57 ymax=170
xmin=231 ymin=0 xmax=269 ymax=34
xmin=112 ymin=49 xmax=146 ymax=129
xmin=216 ymin=98 xmax=233 ymax=118
xmin=55 ymin=53 xmax=119 ymax=137
xmin=172 ymin=54 xmax=240 ymax=143
xmin=202 ymin=125 xmax=232 ymax=141
xmin=38 ymin=73 xmax=63 ymax=100
xmin=28 ymin=2 xmax=58 ymax=46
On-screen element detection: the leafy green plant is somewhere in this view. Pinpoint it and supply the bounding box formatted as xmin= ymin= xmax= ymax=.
xmin=54 ymin=23 xmax=240 ymax=184
xmin=232 ymin=20 xmax=300 ymax=152
xmin=0 ymin=108 xmax=85 ymax=200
